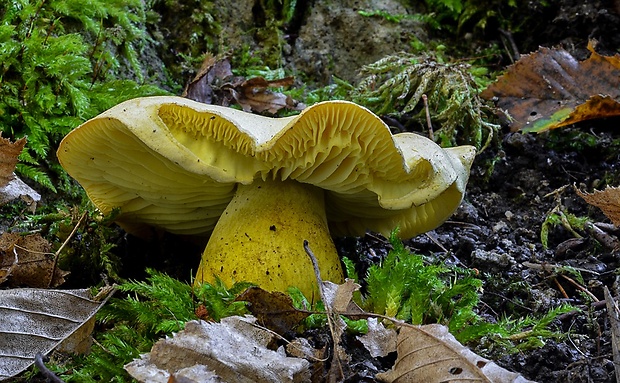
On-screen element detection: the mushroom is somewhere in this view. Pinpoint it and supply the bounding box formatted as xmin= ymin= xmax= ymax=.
xmin=57 ymin=96 xmax=476 ymax=296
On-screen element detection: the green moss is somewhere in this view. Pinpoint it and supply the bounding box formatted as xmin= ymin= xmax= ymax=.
xmin=346 ymin=230 xmax=577 ymax=350
xmin=48 ymin=270 xmax=251 ymax=382
xmin=0 ymin=0 xmax=168 ymax=191
xmin=351 ymin=52 xmax=499 ymax=150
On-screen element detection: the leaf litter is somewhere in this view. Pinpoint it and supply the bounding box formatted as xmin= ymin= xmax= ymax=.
xmin=182 ymin=54 xmax=305 ymax=114
xmin=481 ymin=41 xmax=620 ymax=133
xmin=0 ymin=287 xmax=115 ymax=381
xmin=124 ymin=242 xmax=533 ymax=383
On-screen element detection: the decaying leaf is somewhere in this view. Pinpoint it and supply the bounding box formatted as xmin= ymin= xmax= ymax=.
xmin=322 ymin=279 xmax=365 ymax=317
xmin=182 ymin=53 xmax=234 ymax=105
xmin=231 ymin=76 xmax=305 ymax=114
xmin=125 ymin=316 xmax=310 ymax=383
xmin=481 ymin=41 xmax=620 ymax=132
xmin=357 ymin=318 xmax=397 ymax=358
xmin=0 ymin=288 xmax=114 ymax=381
xmin=0 ymin=232 xmax=68 ymax=288
xmin=0 ymin=134 xmax=40 ymax=210
xmin=0 ymin=134 xmax=25 ymax=187
xmin=182 ymin=54 xmax=305 ymax=114
xmin=236 ymin=286 xmax=311 ymax=335
xmin=376 ymin=324 xmax=535 ymax=383
xmin=576 ymin=186 xmax=620 ymax=226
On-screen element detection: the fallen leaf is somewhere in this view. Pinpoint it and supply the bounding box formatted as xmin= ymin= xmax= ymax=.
xmin=0 ymin=134 xmax=40 ymax=210
xmin=236 ymin=286 xmax=310 ymax=335
xmin=182 ymin=53 xmax=234 ymax=105
xmin=231 ymin=76 xmax=306 ymax=114
xmin=576 ymin=186 xmax=620 ymax=226
xmin=376 ymin=324 xmax=536 ymax=383
xmin=182 ymin=54 xmax=305 ymax=114
xmin=0 ymin=232 xmax=69 ymax=288
xmin=0 ymin=288 xmax=114 ymax=381
xmin=322 ymin=278 xmax=364 ymax=315
xmin=0 ymin=134 xmax=25 ymax=187
xmin=357 ymin=318 xmax=397 ymax=358
xmin=481 ymin=41 xmax=620 ymax=132
xmin=286 ymin=337 xmax=327 ymax=361
xmin=125 ymin=316 xmax=310 ymax=383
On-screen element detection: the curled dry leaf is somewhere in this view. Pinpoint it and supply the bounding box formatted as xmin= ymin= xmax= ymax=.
xmin=377 ymin=324 xmax=536 ymax=383
xmin=576 ymin=186 xmax=620 ymax=226
xmin=0 ymin=134 xmax=40 ymax=210
xmin=0 ymin=233 xmax=68 ymax=288
xmin=125 ymin=316 xmax=310 ymax=383
xmin=357 ymin=318 xmax=397 ymax=358
xmin=481 ymin=41 xmax=620 ymax=132
xmin=0 ymin=134 xmax=25 ymax=187
xmin=236 ymin=287 xmax=310 ymax=335
xmin=0 ymin=288 xmax=114 ymax=381
xmin=182 ymin=54 xmax=305 ymax=114
xmin=231 ymin=76 xmax=306 ymax=114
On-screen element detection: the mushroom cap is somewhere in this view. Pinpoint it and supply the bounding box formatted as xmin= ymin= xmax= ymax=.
xmin=57 ymin=96 xmax=475 ymax=238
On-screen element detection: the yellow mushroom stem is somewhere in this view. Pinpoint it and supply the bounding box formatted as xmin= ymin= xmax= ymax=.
xmin=194 ymin=178 xmax=344 ymax=297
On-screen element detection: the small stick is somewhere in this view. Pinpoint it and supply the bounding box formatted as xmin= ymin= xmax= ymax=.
xmin=48 ymin=212 xmax=87 ymax=287
xmin=304 ymin=240 xmax=344 ymax=382
xmin=553 ymin=277 xmax=569 ymax=299
xmin=604 ymin=286 xmax=620 ymax=383
xmin=498 ymin=28 xmax=520 ymax=61
xmin=422 ymin=94 xmax=434 ymax=141
xmin=560 ymin=274 xmax=599 ymax=302
xmin=34 ymin=353 xmax=65 ymax=383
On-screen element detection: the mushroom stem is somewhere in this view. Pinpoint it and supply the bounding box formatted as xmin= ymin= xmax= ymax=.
xmin=194 ymin=178 xmax=344 ymax=296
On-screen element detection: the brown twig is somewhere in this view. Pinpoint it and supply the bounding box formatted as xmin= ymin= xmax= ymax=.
xmin=560 ymin=274 xmax=599 ymax=302
xmin=604 ymin=287 xmax=620 ymax=383
xmin=422 ymin=94 xmax=434 ymax=141
xmin=304 ymin=240 xmax=344 ymax=382
xmin=48 ymin=212 xmax=87 ymax=287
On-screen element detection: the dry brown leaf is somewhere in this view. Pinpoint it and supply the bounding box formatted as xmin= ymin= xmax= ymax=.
xmin=0 ymin=232 xmax=69 ymax=288
xmin=576 ymin=186 xmax=620 ymax=226
xmin=182 ymin=54 xmax=305 ymax=114
xmin=0 ymin=134 xmax=40 ymax=210
xmin=182 ymin=53 xmax=234 ymax=105
xmin=322 ymin=279 xmax=365 ymax=317
xmin=376 ymin=324 xmax=535 ymax=383
xmin=236 ymin=286 xmax=310 ymax=335
xmin=125 ymin=316 xmax=310 ymax=383
xmin=232 ymin=76 xmax=306 ymax=114
xmin=481 ymin=41 xmax=620 ymax=133
xmin=0 ymin=134 xmax=26 ymax=187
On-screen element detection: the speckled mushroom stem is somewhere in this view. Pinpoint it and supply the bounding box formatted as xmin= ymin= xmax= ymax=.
xmin=194 ymin=178 xmax=344 ymax=297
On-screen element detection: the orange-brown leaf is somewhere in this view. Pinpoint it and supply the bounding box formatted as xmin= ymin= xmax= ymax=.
xmin=236 ymin=287 xmax=310 ymax=335
xmin=576 ymin=186 xmax=620 ymax=226
xmin=481 ymin=42 xmax=620 ymax=132
xmin=0 ymin=134 xmax=26 ymax=187
xmin=0 ymin=232 xmax=68 ymax=288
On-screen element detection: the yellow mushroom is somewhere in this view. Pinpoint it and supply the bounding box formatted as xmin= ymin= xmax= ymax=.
xmin=57 ymin=96 xmax=476 ymax=296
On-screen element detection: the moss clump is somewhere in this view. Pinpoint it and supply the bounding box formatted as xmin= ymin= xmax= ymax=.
xmin=346 ymin=231 xmax=576 ymax=350
xmin=351 ymin=53 xmax=498 ymax=150
xmin=0 ymin=0 xmax=167 ymax=191
xmin=47 ymin=270 xmax=251 ymax=382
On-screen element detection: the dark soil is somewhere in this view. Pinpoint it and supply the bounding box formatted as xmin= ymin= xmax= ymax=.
xmin=333 ymin=125 xmax=620 ymax=382
xmin=415 ymin=127 xmax=620 ymax=382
